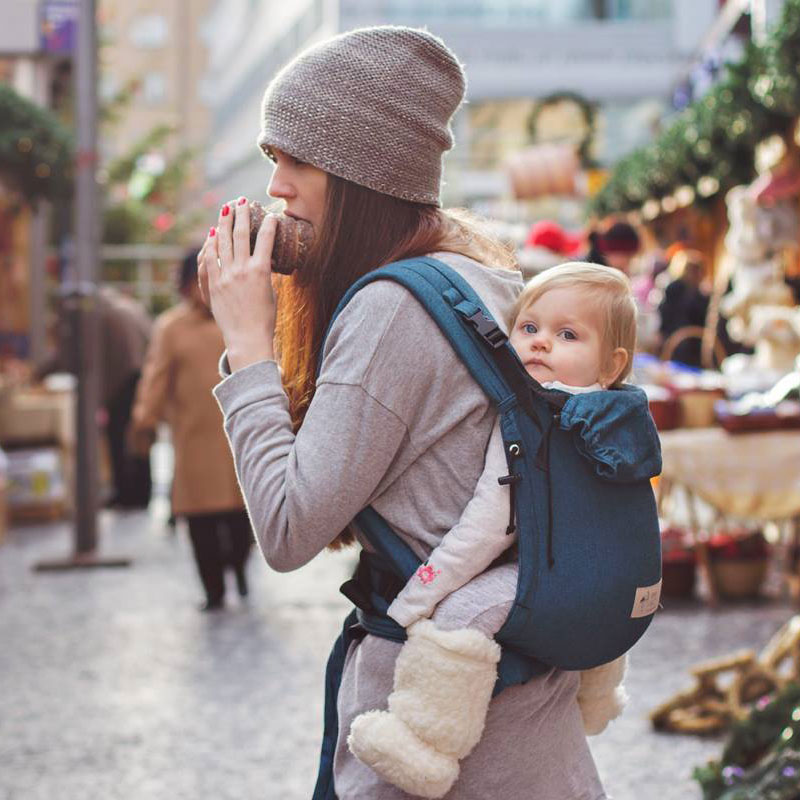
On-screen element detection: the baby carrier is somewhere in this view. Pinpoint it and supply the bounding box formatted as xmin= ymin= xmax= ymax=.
xmin=312 ymin=256 xmax=662 ymax=800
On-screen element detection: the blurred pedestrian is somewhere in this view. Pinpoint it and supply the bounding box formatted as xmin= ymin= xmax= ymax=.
xmin=37 ymin=286 xmax=153 ymax=507
xmin=631 ymin=252 xmax=670 ymax=353
xmin=657 ymin=249 xmax=710 ymax=367
xmin=518 ymin=219 xmax=583 ymax=278
xmin=130 ymin=251 xmax=252 ymax=611
xmin=199 ymin=25 xmax=607 ymax=797
xmin=97 ymin=286 xmax=153 ymax=508
xmin=584 ymin=220 xmax=640 ymax=274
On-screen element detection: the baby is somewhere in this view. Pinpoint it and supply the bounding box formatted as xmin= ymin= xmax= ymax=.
xmin=348 ymin=262 xmax=639 ymax=798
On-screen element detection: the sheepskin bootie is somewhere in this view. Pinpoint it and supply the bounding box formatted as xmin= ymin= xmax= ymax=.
xmin=348 ymin=619 xmax=501 ymax=799
xmin=577 ymin=654 xmax=628 ymax=735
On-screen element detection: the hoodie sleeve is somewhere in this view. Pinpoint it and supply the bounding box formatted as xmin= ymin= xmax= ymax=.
xmin=557 ymin=385 xmax=662 ymax=483
xmin=386 ymin=421 xmax=513 ymax=628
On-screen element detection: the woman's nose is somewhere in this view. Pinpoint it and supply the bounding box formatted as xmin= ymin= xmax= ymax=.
xmin=267 ymin=168 xmax=294 ymax=200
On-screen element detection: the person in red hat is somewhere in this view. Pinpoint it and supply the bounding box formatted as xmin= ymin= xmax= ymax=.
xmin=524 ymin=219 xmax=583 ymax=254
xmin=520 ymin=220 xmax=584 ymax=277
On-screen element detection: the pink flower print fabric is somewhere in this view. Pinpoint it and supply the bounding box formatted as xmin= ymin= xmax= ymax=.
xmin=416 ymin=563 xmax=441 ymax=585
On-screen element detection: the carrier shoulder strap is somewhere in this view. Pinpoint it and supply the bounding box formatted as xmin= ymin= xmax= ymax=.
xmin=321 ymin=256 xmax=560 ymax=573
xmin=325 ymin=256 xmax=515 ymax=406
xmin=323 ymin=257 xmax=517 ymax=576
xmin=329 ymin=256 xmax=569 ymax=415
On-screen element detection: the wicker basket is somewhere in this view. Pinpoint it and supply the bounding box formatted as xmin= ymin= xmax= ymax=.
xmin=678 ymin=389 xmax=725 ymax=428
xmin=709 ymin=559 xmax=768 ymax=599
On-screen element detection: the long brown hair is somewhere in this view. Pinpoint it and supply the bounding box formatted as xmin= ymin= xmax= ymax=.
xmin=273 ymin=175 xmax=517 ymax=547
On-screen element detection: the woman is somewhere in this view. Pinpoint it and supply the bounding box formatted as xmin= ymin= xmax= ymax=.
xmin=131 ymin=251 xmax=252 ymax=611
xmin=200 ymin=26 xmax=606 ymax=798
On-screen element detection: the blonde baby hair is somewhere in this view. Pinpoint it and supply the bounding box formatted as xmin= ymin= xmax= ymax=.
xmin=511 ymin=261 xmax=638 ymax=387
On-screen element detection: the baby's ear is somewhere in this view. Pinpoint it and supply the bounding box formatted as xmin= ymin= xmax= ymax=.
xmin=602 ymin=347 xmax=628 ymax=388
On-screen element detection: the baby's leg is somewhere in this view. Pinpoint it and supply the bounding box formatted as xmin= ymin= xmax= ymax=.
xmin=577 ymin=655 xmax=628 ymax=735
xmin=436 ymin=563 xmax=628 ymax=737
xmin=431 ymin=562 xmax=518 ymax=636
xmin=348 ymin=565 xmax=516 ymax=798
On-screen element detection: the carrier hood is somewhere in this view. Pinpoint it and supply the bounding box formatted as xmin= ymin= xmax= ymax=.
xmin=556 ymin=384 xmax=662 ymax=483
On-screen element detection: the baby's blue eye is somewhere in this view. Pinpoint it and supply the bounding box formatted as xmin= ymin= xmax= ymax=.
xmin=559 ymin=329 xmax=577 ymax=341
xmin=522 ymin=323 xmax=537 ymax=334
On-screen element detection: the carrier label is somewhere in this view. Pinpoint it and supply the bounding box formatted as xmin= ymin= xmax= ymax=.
xmin=631 ymin=579 xmax=662 ymax=618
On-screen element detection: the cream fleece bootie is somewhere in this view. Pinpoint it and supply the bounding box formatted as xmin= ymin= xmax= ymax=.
xmin=348 ymin=619 xmax=501 ymax=799
xmin=577 ymin=654 xmax=628 ymax=735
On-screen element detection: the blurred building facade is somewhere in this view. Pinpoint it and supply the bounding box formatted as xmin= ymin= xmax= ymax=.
xmin=98 ymin=0 xmax=213 ymax=197
xmin=201 ymin=0 xmax=333 ymax=205
xmin=2 ymin=1 xmax=216 ymax=360
xmin=2 ymin=1 xmax=215 ymax=187
xmin=202 ymin=0 xmax=755 ymax=207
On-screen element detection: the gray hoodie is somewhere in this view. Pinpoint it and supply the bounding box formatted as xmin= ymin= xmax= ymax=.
xmin=214 ymin=251 xmax=605 ymax=799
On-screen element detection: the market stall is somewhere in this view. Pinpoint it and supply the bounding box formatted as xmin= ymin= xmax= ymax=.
xmin=587 ymin=0 xmax=800 ymax=608
xmin=657 ymin=426 xmax=800 ymax=604
xmin=0 ymin=373 xmax=75 ymax=524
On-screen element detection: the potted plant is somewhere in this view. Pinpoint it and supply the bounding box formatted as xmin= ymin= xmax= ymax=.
xmin=707 ymin=530 xmax=769 ymax=600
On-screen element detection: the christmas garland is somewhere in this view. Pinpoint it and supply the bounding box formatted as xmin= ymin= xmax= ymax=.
xmin=0 ymin=84 xmax=74 ymax=206
xmin=694 ymin=682 xmax=800 ymax=799
xmin=591 ymin=0 xmax=800 ymax=218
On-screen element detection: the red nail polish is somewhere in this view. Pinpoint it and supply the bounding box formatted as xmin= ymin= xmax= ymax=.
xmin=209 ymin=227 xmax=216 ymax=237
xmin=221 ymin=204 xmax=230 ymax=217
xmin=238 ymin=196 xmax=247 ymax=206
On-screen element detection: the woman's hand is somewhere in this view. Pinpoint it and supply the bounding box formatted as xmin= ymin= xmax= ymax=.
xmin=198 ymin=197 xmax=279 ymax=372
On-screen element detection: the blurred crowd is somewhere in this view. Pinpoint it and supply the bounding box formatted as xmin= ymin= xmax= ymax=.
xmin=29 ymin=251 xmax=252 ymax=612
xmin=518 ymin=216 xmax=765 ymax=370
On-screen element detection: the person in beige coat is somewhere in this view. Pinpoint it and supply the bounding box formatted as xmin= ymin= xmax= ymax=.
xmin=131 ymin=251 xmax=252 ymax=611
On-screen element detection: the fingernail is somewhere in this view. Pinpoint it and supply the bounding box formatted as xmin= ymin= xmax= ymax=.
xmin=221 ymin=204 xmax=230 ymax=217
xmin=237 ymin=196 xmax=247 ymax=206
xmin=209 ymin=227 xmax=216 ymax=237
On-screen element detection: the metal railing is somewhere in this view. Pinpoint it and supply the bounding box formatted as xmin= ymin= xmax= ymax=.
xmin=99 ymin=243 xmax=186 ymax=311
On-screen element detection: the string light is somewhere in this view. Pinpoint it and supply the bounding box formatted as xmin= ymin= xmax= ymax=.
xmin=661 ymin=195 xmax=678 ymax=214
xmin=697 ymin=176 xmax=720 ymax=197
xmin=675 ymin=185 xmax=696 ymax=207
xmin=642 ymin=199 xmax=660 ymax=220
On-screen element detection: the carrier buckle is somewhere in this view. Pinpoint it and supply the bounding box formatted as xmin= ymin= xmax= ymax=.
xmin=464 ymin=309 xmax=508 ymax=349
xmin=340 ymin=578 xmax=373 ymax=613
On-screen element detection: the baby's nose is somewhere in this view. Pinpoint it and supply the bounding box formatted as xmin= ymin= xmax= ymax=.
xmin=532 ymin=333 xmax=550 ymax=350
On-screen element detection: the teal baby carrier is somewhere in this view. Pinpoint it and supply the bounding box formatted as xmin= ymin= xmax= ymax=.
xmin=312 ymin=256 xmax=662 ymax=799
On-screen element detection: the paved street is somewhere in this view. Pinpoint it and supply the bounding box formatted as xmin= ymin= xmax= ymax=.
xmin=1 ymin=506 xmax=796 ymax=800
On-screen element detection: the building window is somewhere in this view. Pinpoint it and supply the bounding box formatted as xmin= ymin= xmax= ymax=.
xmin=344 ymin=0 xmax=671 ymax=24
xmin=142 ymin=72 xmax=166 ymax=104
xmin=129 ymin=14 xmax=168 ymax=49
xmin=99 ymin=73 xmax=119 ymax=102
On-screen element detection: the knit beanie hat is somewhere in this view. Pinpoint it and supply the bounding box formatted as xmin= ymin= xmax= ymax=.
xmin=257 ymin=26 xmax=466 ymax=206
